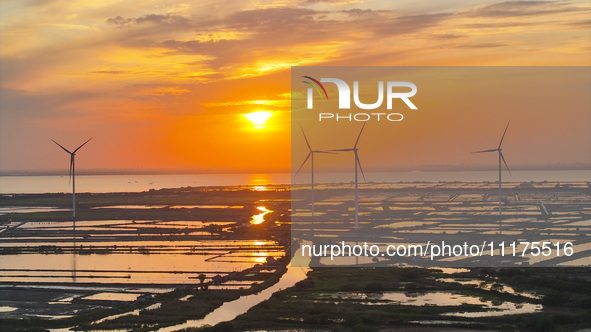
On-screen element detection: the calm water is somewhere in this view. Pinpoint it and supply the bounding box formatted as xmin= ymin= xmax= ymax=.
xmin=317 ymin=291 xmax=542 ymax=317
xmin=1 ymin=170 xmax=588 ymax=194
xmin=0 ymin=173 xmax=291 ymax=194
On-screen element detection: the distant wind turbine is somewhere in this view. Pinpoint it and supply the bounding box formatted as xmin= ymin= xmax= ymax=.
xmin=51 ymin=138 xmax=92 ymax=218
xmin=472 ymin=121 xmax=511 ymax=216
xmin=329 ymin=123 xmax=367 ymax=229
xmin=294 ymin=124 xmax=334 ymax=218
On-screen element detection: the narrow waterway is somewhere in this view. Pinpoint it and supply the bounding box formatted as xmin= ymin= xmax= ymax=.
xmin=158 ymin=246 xmax=310 ymax=331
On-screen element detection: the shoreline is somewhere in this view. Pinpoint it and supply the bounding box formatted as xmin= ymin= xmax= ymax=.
xmin=1 ymin=170 xmax=589 ymax=194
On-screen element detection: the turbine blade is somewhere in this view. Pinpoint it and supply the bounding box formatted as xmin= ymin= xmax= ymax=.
xmin=327 ymin=149 xmax=353 ymax=152
xmin=69 ymin=156 xmax=74 ymax=184
xmin=73 ymin=137 xmax=93 ymax=153
xmin=294 ymin=153 xmax=312 ymax=178
xmin=51 ymin=139 xmax=72 ymax=154
xmin=498 ymin=121 xmax=510 ymax=149
xmin=354 ymin=122 xmax=366 ymax=149
xmin=315 ymin=151 xmax=337 ymax=154
xmin=472 ymin=149 xmax=498 ymax=153
xmin=355 ymin=150 xmax=367 ymax=183
xmin=298 ymin=124 xmax=312 ymax=151
xmin=500 ymin=151 xmax=511 ymax=176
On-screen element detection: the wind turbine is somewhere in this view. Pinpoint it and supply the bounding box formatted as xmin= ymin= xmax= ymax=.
xmin=51 ymin=138 xmax=92 ymax=218
xmin=472 ymin=121 xmax=511 ymax=216
xmin=294 ymin=124 xmax=333 ymax=218
xmin=329 ymin=123 xmax=367 ymax=229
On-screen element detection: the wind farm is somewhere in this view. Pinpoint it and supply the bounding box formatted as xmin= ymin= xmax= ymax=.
xmin=51 ymin=138 xmax=92 ymax=218
xmin=1 ymin=87 xmax=587 ymax=331
xmin=3 ymin=134 xmax=591 ymax=331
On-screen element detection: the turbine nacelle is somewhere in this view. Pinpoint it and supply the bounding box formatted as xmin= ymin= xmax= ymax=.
xmin=327 ymin=122 xmax=367 ymax=183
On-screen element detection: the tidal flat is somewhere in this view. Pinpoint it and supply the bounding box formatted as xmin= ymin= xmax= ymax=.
xmin=0 ymin=185 xmax=291 ymax=331
xmin=1 ymin=182 xmax=590 ymax=331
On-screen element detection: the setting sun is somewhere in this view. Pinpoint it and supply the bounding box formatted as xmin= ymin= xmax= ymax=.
xmin=244 ymin=111 xmax=272 ymax=126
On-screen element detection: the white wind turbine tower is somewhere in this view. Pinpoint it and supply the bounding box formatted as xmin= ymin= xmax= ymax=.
xmin=472 ymin=121 xmax=511 ymax=216
xmin=52 ymin=138 xmax=92 ymax=218
xmin=294 ymin=124 xmax=334 ymax=218
xmin=329 ymin=123 xmax=367 ymax=229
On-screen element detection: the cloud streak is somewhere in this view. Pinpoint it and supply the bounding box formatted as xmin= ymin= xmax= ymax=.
xmin=466 ymin=0 xmax=589 ymax=17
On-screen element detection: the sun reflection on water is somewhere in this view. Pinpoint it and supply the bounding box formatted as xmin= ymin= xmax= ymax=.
xmin=250 ymin=206 xmax=272 ymax=225
xmin=248 ymin=174 xmax=271 ymax=191
xmin=252 ymin=251 xmax=270 ymax=264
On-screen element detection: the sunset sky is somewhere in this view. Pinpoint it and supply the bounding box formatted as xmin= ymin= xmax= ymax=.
xmin=1 ymin=0 xmax=590 ymax=174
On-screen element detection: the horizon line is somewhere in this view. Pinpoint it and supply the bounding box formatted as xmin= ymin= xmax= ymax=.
xmin=0 ymin=164 xmax=590 ymax=177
